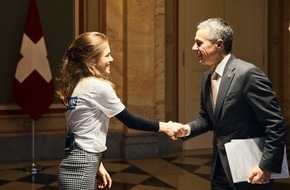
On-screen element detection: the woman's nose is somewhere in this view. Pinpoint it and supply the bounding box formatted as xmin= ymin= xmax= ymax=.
xmin=109 ymin=55 xmax=114 ymax=62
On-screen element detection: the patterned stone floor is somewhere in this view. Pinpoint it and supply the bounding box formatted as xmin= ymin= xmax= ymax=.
xmin=0 ymin=149 xmax=289 ymax=190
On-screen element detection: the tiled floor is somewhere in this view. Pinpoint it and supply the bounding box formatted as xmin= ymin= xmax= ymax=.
xmin=0 ymin=149 xmax=289 ymax=190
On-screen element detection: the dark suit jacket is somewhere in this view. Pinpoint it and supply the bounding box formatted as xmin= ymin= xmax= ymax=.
xmin=186 ymin=54 xmax=285 ymax=183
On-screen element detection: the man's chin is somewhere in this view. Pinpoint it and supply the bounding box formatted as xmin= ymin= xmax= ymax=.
xmin=200 ymin=61 xmax=210 ymax=67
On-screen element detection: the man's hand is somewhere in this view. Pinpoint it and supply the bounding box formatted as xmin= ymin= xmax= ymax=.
xmin=159 ymin=121 xmax=189 ymax=140
xmin=171 ymin=122 xmax=189 ymax=139
xmin=97 ymin=162 xmax=112 ymax=189
xmin=247 ymin=166 xmax=271 ymax=184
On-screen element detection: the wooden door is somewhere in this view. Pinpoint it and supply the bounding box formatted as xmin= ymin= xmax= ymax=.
xmin=178 ymin=0 xmax=267 ymax=150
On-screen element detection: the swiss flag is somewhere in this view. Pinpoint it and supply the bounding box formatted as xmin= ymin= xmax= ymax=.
xmin=12 ymin=0 xmax=54 ymax=121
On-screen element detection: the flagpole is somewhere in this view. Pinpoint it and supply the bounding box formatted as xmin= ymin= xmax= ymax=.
xmin=25 ymin=119 xmax=42 ymax=174
xmin=13 ymin=0 xmax=54 ymax=174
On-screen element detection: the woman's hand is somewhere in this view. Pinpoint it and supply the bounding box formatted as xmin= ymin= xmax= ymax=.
xmin=159 ymin=122 xmax=175 ymax=137
xmin=97 ymin=162 xmax=112 ymax=189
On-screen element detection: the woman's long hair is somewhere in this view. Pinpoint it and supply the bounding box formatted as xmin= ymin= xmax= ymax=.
xmin=55 ymin=32 xmax=110 ymax=106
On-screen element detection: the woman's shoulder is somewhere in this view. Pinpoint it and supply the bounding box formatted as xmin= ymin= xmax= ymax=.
xmin=80 ymin=77 xmax=109 ymax=85
xmin=78 ymin=77 xmax=113 ymax=91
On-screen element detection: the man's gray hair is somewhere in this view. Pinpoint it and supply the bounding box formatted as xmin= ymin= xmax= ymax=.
xmin=197 ymin=18 xmax=233 ymax=53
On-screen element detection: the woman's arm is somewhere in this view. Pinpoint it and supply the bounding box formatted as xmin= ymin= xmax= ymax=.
xmin=115 ymin=108 xmax=175 ymax=136
xmin=97 ymin=162 xmax=112 ymax=189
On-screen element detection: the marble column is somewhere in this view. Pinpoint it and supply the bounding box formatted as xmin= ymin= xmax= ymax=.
xmin=107 ymin=0 xmax=166 ymax=159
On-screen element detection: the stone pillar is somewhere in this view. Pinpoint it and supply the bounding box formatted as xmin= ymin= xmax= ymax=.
xmin=105 ymin=0 xmax=166 ymax=159
xmin=120 ymin=0 xmax=165 ymax=160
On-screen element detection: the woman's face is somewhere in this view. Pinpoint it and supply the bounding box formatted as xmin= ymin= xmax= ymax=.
xmin=95 ymin=43 xmax=113 ymax=76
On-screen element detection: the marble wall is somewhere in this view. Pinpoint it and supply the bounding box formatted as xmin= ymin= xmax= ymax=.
xmin=106 ymin=0 xmax=166 ymax=133
xmin=105 ymin=0 xmax=168 ymax=159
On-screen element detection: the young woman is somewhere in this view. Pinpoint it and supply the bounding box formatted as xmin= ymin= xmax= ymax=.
xmin=56 ymin=32 xmax=174 ymax=190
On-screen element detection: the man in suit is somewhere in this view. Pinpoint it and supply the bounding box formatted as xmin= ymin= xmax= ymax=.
xmin=172 ymin=18 xmax=286 ymax=189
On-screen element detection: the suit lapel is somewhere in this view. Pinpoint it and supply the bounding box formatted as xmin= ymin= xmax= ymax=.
xmin=214 ymin=55 xmax=237 ymax=120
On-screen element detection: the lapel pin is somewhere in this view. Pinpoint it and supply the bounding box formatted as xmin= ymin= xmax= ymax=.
xmin=227 ymin=74 xmax=232 ymax=79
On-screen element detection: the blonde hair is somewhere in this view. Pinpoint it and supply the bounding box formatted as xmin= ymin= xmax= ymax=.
xmin=55 ymin=32 xmax=112 ymax=105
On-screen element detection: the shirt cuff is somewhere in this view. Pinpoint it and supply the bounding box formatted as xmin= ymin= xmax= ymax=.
xmin=185 ymin=124 xmax=191 ymax=136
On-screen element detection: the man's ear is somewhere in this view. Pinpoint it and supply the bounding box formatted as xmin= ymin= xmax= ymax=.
xmin=216 ymin=39 xmax=224 ymax=48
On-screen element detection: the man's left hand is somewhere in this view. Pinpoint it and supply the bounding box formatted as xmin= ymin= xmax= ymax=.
xmin=247 ymin=166 xmax=271 ymax=184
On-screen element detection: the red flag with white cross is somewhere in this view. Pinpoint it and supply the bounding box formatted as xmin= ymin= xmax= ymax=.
xmin=12 ymin=0 xmax=54 ymax=121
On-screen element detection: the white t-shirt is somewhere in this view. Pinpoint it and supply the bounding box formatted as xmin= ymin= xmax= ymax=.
xmin=65 ymin=77 xmax=125 ymax=153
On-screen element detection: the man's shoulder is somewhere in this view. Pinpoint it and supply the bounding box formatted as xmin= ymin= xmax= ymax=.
xmin=230 ymin=55 xmax=257 ymax=70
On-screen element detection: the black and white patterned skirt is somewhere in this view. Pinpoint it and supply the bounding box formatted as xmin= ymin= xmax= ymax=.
xmin=57 ymin=145 xmax=102 ymax=190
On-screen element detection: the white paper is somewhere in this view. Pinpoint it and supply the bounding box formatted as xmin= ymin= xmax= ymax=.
xmin=225 ymin=138 xmax=289 ymax=183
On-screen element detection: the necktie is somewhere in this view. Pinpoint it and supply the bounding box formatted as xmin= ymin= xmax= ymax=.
xmin=211 ymin=72 xmax=220 ymax=108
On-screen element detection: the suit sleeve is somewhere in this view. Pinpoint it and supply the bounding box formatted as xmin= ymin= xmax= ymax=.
xmin=185 ymin=114 xmax=212 ymax=139
xmin=244 ymin=67 xmax=285 ymax=173
xmin=185 ymin=74 xmax=214 ymax=139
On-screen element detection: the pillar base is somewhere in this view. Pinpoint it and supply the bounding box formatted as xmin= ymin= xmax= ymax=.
xmin=121 ymin=133 xmax=159 ymax=160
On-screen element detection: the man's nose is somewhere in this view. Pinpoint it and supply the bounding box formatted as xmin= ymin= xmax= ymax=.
xmin=192 ymin=43 xmax=198 ymax=51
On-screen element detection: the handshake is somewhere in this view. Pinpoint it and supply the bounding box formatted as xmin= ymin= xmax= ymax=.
xmin=159 ymin=121 xmax=189 ymax=140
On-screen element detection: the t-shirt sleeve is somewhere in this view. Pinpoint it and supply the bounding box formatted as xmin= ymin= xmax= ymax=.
xmin=94 ymin=82 xmax=125 ymax=118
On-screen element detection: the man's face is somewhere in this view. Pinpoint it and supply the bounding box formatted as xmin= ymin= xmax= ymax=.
xmin=192 ymin=28 xmax=222 ymax=69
